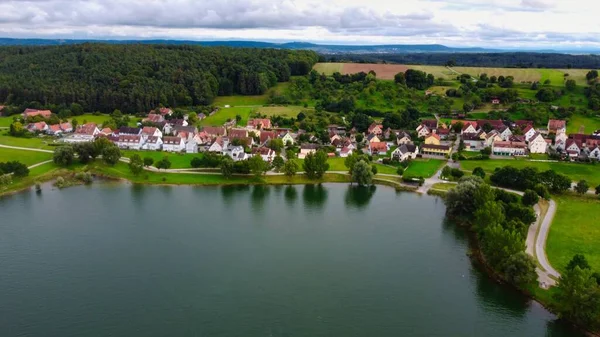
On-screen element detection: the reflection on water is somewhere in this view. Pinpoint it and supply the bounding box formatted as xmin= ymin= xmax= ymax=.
xmin=220 ymin=185 xmax=250 ymax=206
xmin=251 ymin=185 xmax=270 ymax=210
xmin=284 ymin=185 xmax=298 ymax=207
xmin=344 ymin=185 xmax=376 ymax=209
xmin=303 ymin=184 xmax=328 ymax=209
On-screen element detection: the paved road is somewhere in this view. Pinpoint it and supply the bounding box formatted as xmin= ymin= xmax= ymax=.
xmin=28 ymin=160 xmax=53 ymax=169
xmin=535 ymin=200 xmax=561 ymax=284
xmin=0 ymin=144 xmax=53 ymax=153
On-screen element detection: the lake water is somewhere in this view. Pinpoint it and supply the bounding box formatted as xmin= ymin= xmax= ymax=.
xmin=0 ymin=183 xmax=583 ymax=337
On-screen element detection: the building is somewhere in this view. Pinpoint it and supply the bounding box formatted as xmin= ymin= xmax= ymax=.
xmin=416 ymin=125 xmax=431 ymax=138
xmin=26 ymin=121 xmax=48 ymax=133
xmin=367 ymin=134 xmax=381 ymax=143
xmin=63 ymin=123 xmax=99 ymax=143
xmin=259 ymin=131 xmax=277 ymax=145
xmin=299 ymin=144 xmax=319 ymax=159
xmin=437 ymin=128 xmax=450 ymax=140
xmin=421 ymin=144 xmax=451 ymax=157
xmin=589 ymin=146 xmax=600 ymax=160
xmin=564 ymin=139 xmax=582 ymax=158
xmin=118 ymin=126 xmax=142 ymax=136
xmin=185 ymin=134 xmax=198 ymax=153
xmin=523 ymin=125 xmax=537 ymax=141
xmin=396 ymin=132 xmax=412 ymax=145
xmin=498 ymin=126 xmax=513 ymax=141
xmin=461 ymin=123 xmax=478 ymax=135
xmin=339 ymin=146 xmax=353 ymax=158
xmin=280 ymin=132 xmax=295 ymax=146
xmin=22 ymin=108 xmax=52 ymax=119
xmin=208 ymin=137 xmax=226 ymax=153
xmin=462 ymin=133 xmax=484 ymax=151
xmin=547 ymin=120 xmax=566 ymax=134
xmin=228 ymin=128 xmax=248 ymax=140
xmin=492 ymin=141 xmax=527 ymax=156
xmin=163 ymin=136 xmax=185 ymax=152
xmin=203 ymin=126 xmax=227 ymax=138
xmin=484 ymin=131 xmax=503 ymax=148
xmin=491 ymin=98 xmax=500 ymax=105
xmin=223 ymin=145 xmax=247 ymax=161
xmin=252 ymin=147 xmax=275 ymax=162
xmin=143 ymin=136 xmax=163 ymax=150
xmin=528 ymin=133 xmax=547 ymax=154
xmin=143 ymin=113 xmax=164 ymax=124
xmin=391 ymin=144 xmax=419 ymax=162
xmin=247 ymin=119 xmax=272 ymax=130
xmin=115 ymin=135 xmax=143 ymax=150
xmin=159 ymin=108 xmax=173 ymax=116
xmin=46 ymin=124 xmax=64 ymax=135
xmin=367 ymin=123 xmax=384 ymax=136
xmin=369 ymin=142 xmax=389 ymax=156
xmin=424 ymin=133 xmax=441 ymax=145
xmin=141 ymin=126 xmax=162 ymax=139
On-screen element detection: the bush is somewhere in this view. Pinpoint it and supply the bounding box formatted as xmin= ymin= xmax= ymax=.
xmin=522 ymin=189 xmax=539 ymax=206
xmin=396 ymin=167 xmax=404 ymax=176
xmin=55 ymin=176 xmax=66 ymax=188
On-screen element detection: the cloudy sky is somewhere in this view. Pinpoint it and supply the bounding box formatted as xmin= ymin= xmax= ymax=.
xmin=0 ymin=0 xmax=598 ymax=48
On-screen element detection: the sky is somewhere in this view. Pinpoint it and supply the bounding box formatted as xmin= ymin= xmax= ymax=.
xmin=0 ymin=0 xmax=599 ymax=49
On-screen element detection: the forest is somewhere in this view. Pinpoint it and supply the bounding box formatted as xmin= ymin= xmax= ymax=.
xmin=0 ymin=44 xmax=318 ymax=113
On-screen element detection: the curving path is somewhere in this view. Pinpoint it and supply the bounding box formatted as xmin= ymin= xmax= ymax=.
xmin=533 ymin=200 xmax=561 ymax=286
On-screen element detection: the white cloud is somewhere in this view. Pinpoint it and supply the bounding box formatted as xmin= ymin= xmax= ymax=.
xmin=0 ymin=0 xmax=598 ymax=48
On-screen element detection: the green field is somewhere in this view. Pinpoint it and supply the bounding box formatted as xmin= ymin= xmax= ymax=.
xmin=71 ymin=114 xmax=111 ymax=127
xmin=0 ymin=116 xmax=15 ymax=127
xmin=212 ymin=82 xmax=290 ymax=107
xmin=403 ymin=159 xmax=445 ymax=178
xmin=538 ymin=69 xmax=566 ymax=86
xmin=256 ymin=106 xmax=309 ymax=118
xmin=0 ymin=147 xmax=52 ymax=166
xmin=0 ymin=132 xmax=56 ymax=150
xmin=566 ymin=114 xmax=600 ymax=134
xmin=199 ymin=107 xmax=255 ymax=127
xmin=431 ymin=182 xmax=457 ymax=191
xmin=547 ymin=195 xmax=600 ymax=273
xmin=452 ymin=67 xmax=548 ymax=83
xmin=460 ymin=159 xmax=600 ymax=186
xmin=411 ymin=66 xmax=457 ymax=80
xmin=558 ymin=69 xmax=593 ymax=85
xmin=312 ymin=63 xmax=344 ymax=75
xmin=122 ymin=150 xmax=202 ymax=169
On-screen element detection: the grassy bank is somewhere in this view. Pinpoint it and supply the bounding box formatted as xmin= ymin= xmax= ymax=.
xmin=0 ymin=147 xmax=52 ymax=166
xmin=403 ymin=159 xmax=444 ymax=177
xmin=0 ymin=161 xmax=67 ymax=197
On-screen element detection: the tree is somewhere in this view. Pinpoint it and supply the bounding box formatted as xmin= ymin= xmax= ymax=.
xmin=481 ymin=224 xmax=524 ymax=268
xmin=283 ymin=159 xmax=298 ymax=178
xmin=303 ymin=150 xmax=329 ymax=179
xmin=102 ymin=144 xmax=121 ymax=166
xmin=9 ymin=121 xmax=25 ymax=137
xmin=576 ymin=180 xmax=590 ymax=195
xmin=463 ymin=102 xmax=474 ymax=113
xmin=522 ymin=189 xmax=540 ymax=206
xmin=143 ymin=157 xmax=154 ymax=167
xmin=74 ymin=142 xmax=98 ymax=164
xmin=586 ymin=70 xmax=599 ymax=81
xmin=272 ymin=156 xmax=284 ymax=171
xmin=248 ymin=155 xmax=268 ymax=177
xmin=220 ymin=157 xmax=234 ymax=178
xmin=472 ymin=167 xmax=486 ymax=179
xmin=473 ymin=201 xmax=505 ymax=232
xmin=596 ymin=184 xmax=600 ymax=196
xmin=554 ymin=266 xmax=600 ymax=328
xmin=0 ymin=174 xmax=12 ymax=186
xmin=190 ymin=157 xmax=203 ymax=168
xmin=128 ymin=154 xmax=144 ymax=176
xmin=371 ymin=165 xmax=378 ymax=175
xmin=534 ymin=183 xmax=551 ymax=199
xmin=502 ymin=252 xmax=538 ymax=287
xmin=567 ymin=254 xmax=591 ymax=272
xmin=267 ymin=139 xmax=284 ymax=153
xmin=536 ymin=88 xmax=557 ymax=102
xmin=458 ymin=139 xmax=465 ymax=152
xmin=53 ymin=145 xmax=75 ymax=166
xmin=156 ymin=157 xmax=172 ymax=170
xmin=351 ymin=160 xmax=373 ymax=186
xmin=394 ymin=72 xmax=405 ymax=85
xmin=565 ymin=79 xmax=577 ymax=91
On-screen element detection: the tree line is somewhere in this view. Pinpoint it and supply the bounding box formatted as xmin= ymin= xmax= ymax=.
xmin=0 ymin=44 xmax=318 ymax=114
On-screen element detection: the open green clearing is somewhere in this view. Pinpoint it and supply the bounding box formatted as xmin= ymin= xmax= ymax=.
xmin=256 ymin=106 xmax=309 ymax=118
xmin=312 ymin=63 xmax=344 ymax=75
xmin=460 ymin=159 xmax=600 ymax=186
xmin=0 ymin=116 xmax=15 ymax=127
xmin=0 ymin=132 xmax=56 ymax=150
xmin=403 ymin=159 xmax=444 ymax=178
xmin=431 ymin=182 xmax=457 ymax=191
xmin=212 ymin=82 xmax=290 ymax=108
xmin=452 ymin=67 xmax=548 ymax=83
xmin=122 ymin=150 xmax=203 ymax=169
xmin=566 ymin=114 xmax=600 ymax=134
xmin=558 ymin=69 xmax=593 ymax=85
xmin=411 ymin=66 xmax=457 ymax=80
xmin=71 ymin=114 xmax=111 ymax=126
xmin=199 ymin=107 xmax=255 ymax=127
xmin=547 ymin=195 xmax=600 ymax=273
xmin=0 ymin=147 xmax=52 ymax=166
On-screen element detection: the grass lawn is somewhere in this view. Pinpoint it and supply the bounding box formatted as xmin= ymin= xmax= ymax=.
xmin=212 ymin=82 xmax=289 ymax=107
xmin=403 ymin=159 xmax=445 ymax=178
xmin=431 ymin=182 xmax=457 ymax=191
xmin=452 ymin=67 xmax=543 ymax=83
xmin=567 ymin=114 xmax=600 ymax=134
xmin=0 ymin=132 xmax=57 ymax=150
xmin=313 ymin=63 xmax=345 ymax=75
xmin=256 ymin=106 xmax=310 ymax=118
xmin=0 ymin=147 xmax=53 ymax=166
xmin=122 ymin=150 xmax=202 ymax=169
xmin=547 ymin=195 xmax=600 ymax=273
xmin=460 ymin=159 xmax=600 ymax=186
xmin=538 ymin=69 xmax=566 ymax=86
xmin=411 ymin=66 xmax=457 ymax=80
xmin=0 ymin=116 xmax=16 ymax=127
xmin=199 ymin=107 xmax=255 ymax=127
xmin=0 ymin=161 xmax=66 ymax=197
xmin=71 ymin=114 xmax=111 ymax=126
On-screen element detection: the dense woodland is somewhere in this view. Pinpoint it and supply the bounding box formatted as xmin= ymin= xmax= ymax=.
xmin=332 ymin=52 xmax=600 ymax=69
xmin=0 ymin=44 xmax=318 ymax=113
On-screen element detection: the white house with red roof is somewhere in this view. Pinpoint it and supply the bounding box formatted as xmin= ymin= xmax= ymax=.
xmin=143 ymin=136 xmax=163 ymax=151
xmin=22 ymin=108 xmax=52 ymax=119
xmin=163 ymin=136 xmax=185 ymax=152
xmin=368 ymin=123 xmax=384 ymax=136
xmin=63 ymin=123 xmax=99 ymax=143
xmin=159 ymin=108 xmax=173 ymax=116
xmin=547 ymin=119 xmax=566 ymax=134
xmin=523 ymin=125 xmax=537 ymax=141
xmin=461 ymin=123 xmax=478 ymax=135
xmin=252 ymin=147 xmax=275 ymax=162
xmin=247 ymin=118 xmax=272 ymax=130
xmin=368 ymin=142 xmax=389 ymax=156
xmin=26 ymin=121 xmax=48 ymax=133
xmin=528 ymin=133 xmax=547 ymax=154
xmin=492 ymin=141 xmax=527 ymax=156
xmin=115 ymin=135 xmax=143 ymax=150
xmin=143 ymin=113 xmax=165 ymax=124
xmin=589 ymin=146 xmax=600 ymax=160
xmin=141 ymin=126 xmax=163 ymax=140
xmin=564 ymin=139 xmax=582 ymax=158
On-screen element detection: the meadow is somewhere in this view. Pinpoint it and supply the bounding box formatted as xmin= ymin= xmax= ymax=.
xmin=546 ymin=195 xmax=600 ymax=273
xmin=0 ymin=116 xmax=14 ymax=127
xmin=0 ymin=147 xmax=53 ymax=166
xmin=122 ymin=150 xmax=203 ymax=169
xmin=199 ymin=107 xmax=255 ymax=127
xmin=403 ymin=159 xmax=445 ymax=178
xmin=566 ymin=114 xmax=600 ymax=134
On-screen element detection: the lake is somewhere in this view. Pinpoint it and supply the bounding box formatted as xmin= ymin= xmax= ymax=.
xmin=0 ymin=183 xmax=582 ymax=336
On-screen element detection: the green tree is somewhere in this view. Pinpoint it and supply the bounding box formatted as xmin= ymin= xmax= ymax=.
xmin=576 ymin=180 xmax=590 ymax=195
xmin=522 ymin=189 xmax=540 ymax=206
xmin=567 ymin=254 xmax=591 ymax=271
xmin=272 ymin=156 xmax=285 ymax=171
xmin=190 ymin=157 xmax=203 ymax=168
xmin=53 ymin=145 xmax=75 ymax=166
xmin=128 ymin=154 xmax=144 ymax=176
xmin=156 ymin=157 xmax=172 ymax=170
xmin=554 ymin=266 xmax=600 ymax=328
xmin=283 ymin=159 xmax=298 ymax=178
xmin=481 ymin=224 xmax=524 ymax=268
xmin=472 ymin=167 xmax=486 ymax=179
xmin=220 ymin=157 xmax=234 ymax=178
xmin=534 ymin=183 xmax=551 ymax=199
xmin=586 ymin=70 xmax=599 ymax=81
xmin=371 ymin=165 xmax=378 ymax=175
xmin=352 ymin=160 xmax=374 ymax=186
xmin=267 ymin=139 xmax=284 ymax=153
xmin=0 ymin=174 xmax=12 ymax=186
xmin=303 ymin=150 xmax=329 ymax=179
xmin=596 ymin=184 xmax=600 ymax=196
xmin=143 ymin=157 xmax=154 ymax=167
xmin=248 ymin=155 xmax=268 ymax=177
xmin=502 ymin=252 xmax=538 ymax=287
xmin=565 ymin=79 xmax=577 ymax=91
xmin=394 ymin=72 xmax=405 ymax=85
xmin=102 ymin=144 xmax=121 ymax=166
xmin=473 ymin=200 xmax=505 ymax=233
xmin=70 ymin=103 xmax=84 ymax=115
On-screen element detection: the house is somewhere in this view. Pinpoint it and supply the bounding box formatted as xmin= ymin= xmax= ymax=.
xmin=564 ymin=139 xmax=582 ymax=158
xmin=198 ymin=113 xmax=206 ymax=120
xmin=159 ymin=108 xmax=173 ymax=116
xmin=172 ymin=126 xmax=197 ymax=137
xmin=547 ymin=119 xmax=566 ymax=134
xmin=143 ymin=136 xmax=163 ymax=150
xmin=528 ymin=133 xmax=548 ymax=154
xmin=589 ymin=146 xmax=600 ymax=160
xmin=368 ymin=142 xmax=389 ymax=156
xmin=208 ymin=137 xmax=226 ymax=153
xmin=523 ymin=125 xmax=537 ymax=141
xmin=46 ymin=124 xmax=63 ymax=135
xmin=484 ymin=131 xmax=503 ymax=147
xmin=368 ymin=123 xmax=384 ymax=136
xmin=22 ymin=108 xmax=52 ymax=119
xmin=99 ymin=128 xmax=112 ymax=136
xmin=63 ymin=123 xmax=99 ymax=143
xmin=299 ymin=144 xmax=319 ymax=159
xmin=247 ymin=118 xmax=272 ymax=130
xmin=143 ymin=113 xmax=164 ymax=124
xmin=339 ymin=146 xmax=353 ymax=158
xmin=436 ymin=128 xmax=450 ymax=140
xmin=141 ymin=126 xmax=162 ymax=139
xmin=498 ymin=126 xmax=513 ymax=141
xmin=462 ymin=133 xmax=484 ymax=151
xmin=162 ymin=136 xmax=185 ymax=152
xmin=328 ymin=124 xmax=346 ymax=135
xmin=461 ymin=123 xmax=478 ymax=135
xmin=26 ymin=121 xmax=48 ymax=133
xmin=202 ymin=126 xmax=226 ymax=138
xmin=421 ymin=119 xmax=438 ymax=130
xmin=367 ymin=134 xmax=381 ymax=143
xmin=421 ymin=144 xmax=451 ymax=157
xmin=424 ymin=133 xmax=441 ymax=145
xmin=477 ymin=119 xmax=505 ymax=131
xmin=330 ymin=133 xmax=342 ymax=144
xmin=228 ymin=128 xmax=248 ymax=140
xmin=118 ymin=126 xmax=142 ymax=136
xmin=223 ymin=145 xmax=247 ymax=161
xmin=115 ymin=135 xmax=143 ymax=150
xmin=396 ymin=132 xmax=412 ymax=145
xmin=491 ymin=98 xmax=500 ymax=105
xmin=260 ymin=131 xmax=278 ymax=145
xmin=60 ymin=122 xmax=73 ymax=133
xmin=416 ymin=125 xmax=431 ymax=138
xmin=492 ymin=141 xmax=527 ymax=156
xmin=280 ymin=132 xmax=295 ymax=146
xmin=515 ymin=120 xmax=534 ymax=130
xmin=185 ymin=133 xmax=198 ymax=153
xmin=252 ymin=147 xmax=275 ymax=162
xmin=194 ymin=131 xmax=212 ymax=146
xmin=391 ymin=144 xmax=419 ymax=162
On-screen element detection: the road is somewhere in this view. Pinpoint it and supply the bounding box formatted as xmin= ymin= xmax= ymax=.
xmin=0 ymin=144 xmax=53 ymax=153
xmin=534 ymin=199 xmax=561 ymax=285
